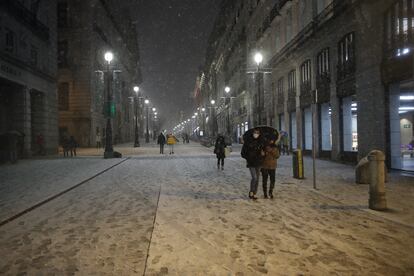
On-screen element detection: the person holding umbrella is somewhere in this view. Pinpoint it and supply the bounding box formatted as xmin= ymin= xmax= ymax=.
xmin=241 ymin=128 xmax=265 ymax=200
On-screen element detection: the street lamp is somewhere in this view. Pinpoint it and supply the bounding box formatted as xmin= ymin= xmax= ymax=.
xmin=104 ymin=51 xmax=114 ymax=158
xmin=151 ymin=107 xmax=157 ymax=139
xmin=145 ymin=98 xmax=150 ymax=143
xmin=254 ymin=52 xmax=263 ymax=125
xmin=133 ymin=86 xmax=141 ymax=147
xmin=222 ymin=86 xmax=234 ymax=141
xmin=209 ymin=99 xmax=217 ymax=137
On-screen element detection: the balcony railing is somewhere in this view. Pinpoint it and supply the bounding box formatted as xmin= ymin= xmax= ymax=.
xmin=1 ymin=0 xmax=50 ymax=41
xmin=300 ymin=81 xmax=312 ymax=95
xmin=337 ymin=60 xmax=356 ymax=81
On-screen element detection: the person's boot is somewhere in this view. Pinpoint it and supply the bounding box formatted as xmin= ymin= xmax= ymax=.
xmin=269 ymin=189 xmax=273 ymax=199
xmin=263 ymin=183 xmax=268 ymax=199
xmin=249 ymin=192 xmax=258 ymax=200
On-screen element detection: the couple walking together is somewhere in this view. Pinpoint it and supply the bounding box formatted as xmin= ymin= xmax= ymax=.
xmin=241 ymin=128 xmax=280 ymax=200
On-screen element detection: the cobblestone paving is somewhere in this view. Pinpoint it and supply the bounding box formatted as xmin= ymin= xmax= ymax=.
xmin=0 ymin=143 xmax=413 ymax=275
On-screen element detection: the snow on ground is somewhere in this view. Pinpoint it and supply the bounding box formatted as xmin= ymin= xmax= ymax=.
xmin=0 ymin=142 xmax=413 ymax=275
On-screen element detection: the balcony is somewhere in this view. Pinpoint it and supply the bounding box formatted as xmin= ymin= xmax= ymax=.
xmin=300 ymin=81 xmax=312 ymax=95
xmin=0 ymin=0 xmax=50 ymax=41
xmin=337 ymin=60 xmax=356 ymax=81
xmin=287 ymin=88 xmax=296 ymax=111
xmin=316 ymin=73 xmax=331 ymax=103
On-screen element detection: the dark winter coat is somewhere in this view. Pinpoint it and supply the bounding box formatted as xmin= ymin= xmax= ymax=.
xmin=261 ymin=145 xmax=280 ymax=170
xmin=157 ymin=133 xmax=166 ymax=145
xmin=241 ymin=137 xmax=265 ymax=168
xmin=68 ymin=137 xmax=78 ymax=149
xmin=214 ymin=136 xmax=226 ymax=159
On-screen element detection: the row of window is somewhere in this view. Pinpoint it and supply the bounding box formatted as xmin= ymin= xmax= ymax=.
xmin=275 ymin=32 xmax=355 ymax=96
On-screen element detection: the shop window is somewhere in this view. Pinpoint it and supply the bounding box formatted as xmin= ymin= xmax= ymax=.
xmin=303 ymin=107 xmax=312 ymax=150
xmin=320 ymin=103 xmax=332 ymax=150
xmin=342 ymin=96 xmax=358 ymax=152
xmin=290 ymin=112 xmax=297 ymax=149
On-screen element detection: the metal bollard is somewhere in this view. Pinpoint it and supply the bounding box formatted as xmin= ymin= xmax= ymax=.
xmin=368 ymin=150 xmax=387 ymax=211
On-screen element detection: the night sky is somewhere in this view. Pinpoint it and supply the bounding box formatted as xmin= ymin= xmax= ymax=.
xmin=135 ymin=0 xmax=222 ymax=130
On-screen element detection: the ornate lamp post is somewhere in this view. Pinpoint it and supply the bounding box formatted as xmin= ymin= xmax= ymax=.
xmin=209 ymin=99 xmax=217 ymax=137
xmin=104 ymin=51 xmax=114 ymax=158
xmin=133 ymin=86 xmax=140 ymax=147
xmin=145 ymin=98 xmax=150 ymax=143
xmin=223 ymin=86 xmax=235 ymax=141
xmin=254 ymin=52 xmax=263 ymax=126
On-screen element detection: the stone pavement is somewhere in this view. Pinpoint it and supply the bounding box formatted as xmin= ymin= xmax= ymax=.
xmin=0 ymin=142 xmax=413 ymax=275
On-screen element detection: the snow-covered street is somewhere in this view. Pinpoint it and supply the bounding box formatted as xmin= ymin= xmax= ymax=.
xmin=0 ymin=142 xmax=413 ymax=275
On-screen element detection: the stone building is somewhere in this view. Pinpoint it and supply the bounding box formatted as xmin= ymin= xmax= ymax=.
xmin=201 ymin=0 xmax=413 ymax=170
xmin=0 ymin=0 xmax=58 ymax=160
xmin=57 ymin=0 xmax=142 ymax=147
xmin=200 ymin=0 xmax=252 ymax=142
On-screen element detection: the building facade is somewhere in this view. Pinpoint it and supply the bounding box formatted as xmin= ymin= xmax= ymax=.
xmin=199 ymin=0 xmax=412 ymax=170
xmin=0 ymin=0 xmax=58 ymax=160
xmin=57 ymin=0 xmax=142 ymax=147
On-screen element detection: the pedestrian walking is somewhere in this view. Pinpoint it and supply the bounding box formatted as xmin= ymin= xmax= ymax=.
xmin=36 ymin=133 xmax=45 ymax=155
xmin=62 ymin=136 xmax=70 ymax=157
xmin=68 ymin=136 xmax=78 ymax=157
xmin=281 ymin=131 xmax=290 ymax=155
xmin=96 ymin=132 xmax=101 ymax=149
xmin=241 ymin=128 xmax=265 ymax=200
xmin=214 ymin=134 xmax=226 ymax=170
xmin=261 ymin=140 xmax=280 ymax=199
xmin=157 ymin=132 xmax=166 ymax=154
xmin=7 ymin=133 xmax=18 ymax=163
xmin=167 ymin=133 xmax=177 ymax=154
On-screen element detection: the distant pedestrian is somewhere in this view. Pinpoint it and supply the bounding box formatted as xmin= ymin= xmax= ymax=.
xmin=261 ymin=140 xmax=280 ymax=199
xmin=96 ymin=132 xmax=101 ymax=149
xmin=214 ymin=134 xmax=226 ymax=170
xmin=241 ymin=128 xmax=265 ymax=200
xmin=281 ymin=131 xmax=289 ymax=155
xmin=166 ymin=133 xmax=177 ymax=154
xmin=62 ymin=136 xmax=70 ymax=157
xmin=68 ymin=136 xmax=78 ymax=157
xmin=36 ymin=133 xmax=45 ymax=155
xmin=7 ymin=133 xmax=18 ymax=163
xmin=157 ymin=132 xmax=166 ymax=154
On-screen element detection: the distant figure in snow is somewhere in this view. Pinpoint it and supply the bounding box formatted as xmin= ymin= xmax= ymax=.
xmin=157 ymin=132 xmax=166 ymax=154
xmin=214 ymin=134 xmax=226 ymax=170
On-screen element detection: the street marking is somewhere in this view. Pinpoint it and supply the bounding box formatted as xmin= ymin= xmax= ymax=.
xmin=0 ymin=158 xmax=130 ymax=228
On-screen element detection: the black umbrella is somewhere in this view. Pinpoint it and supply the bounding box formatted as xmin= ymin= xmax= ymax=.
xmin=243 ymin=125 xmax=279 ymax=145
